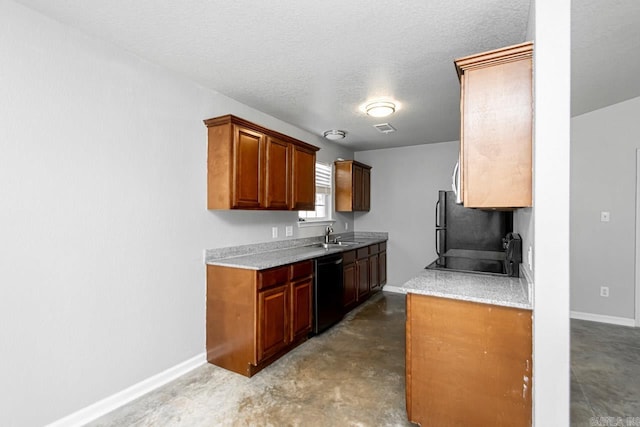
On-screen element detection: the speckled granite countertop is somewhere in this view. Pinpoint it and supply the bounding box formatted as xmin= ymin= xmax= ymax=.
xmin=206 ymin=232 xmax=388 ymax=270
xmin=385 ymin=268 xmax=531 ymax=310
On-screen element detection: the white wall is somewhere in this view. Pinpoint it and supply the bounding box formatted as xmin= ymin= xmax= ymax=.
xmin=571 ymin=96 xmax=640 ymax=319
xmin=354 ymin=142 xmax=459 ymax=285
xmin=0 ymin=2 xmax=353 ymax=425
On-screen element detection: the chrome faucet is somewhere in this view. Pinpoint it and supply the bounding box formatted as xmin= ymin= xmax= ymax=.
xmin=324 ymin=225 xmax=334 ymax=244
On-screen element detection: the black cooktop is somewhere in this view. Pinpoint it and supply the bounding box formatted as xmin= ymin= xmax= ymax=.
xmin=425 ymin=249 xmax=510 ymax=277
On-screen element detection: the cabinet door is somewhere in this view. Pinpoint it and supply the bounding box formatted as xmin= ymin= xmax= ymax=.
xmin=257 ymin=284 xmax=289 ymax=362
xmin=362 ymin=168 xmax=371 ymax=211
xmin=379 ymin=251 xmax=387 ymax=286
xmin=461 ymin=51 xmax=532 ymax=208
xmin=353 ymin=165 xmax=363 ymax=211
xmin=291 ymin=145 xmax=316 ymax=210
xmin=406 ymin=294 xmax=532 ymax=426
xmin=232 ymin=126 xmax=264 ymax=209
xmin=369 ymin=253 xmax=379 ymax=291
xmin=290 ymin=276 xmax=312 ymax=341
xmin=342 ymin=262 xmax=357 ymax=310
xmin=357 ymin=257 xmax=370 ymax=300
xmin=265 ymin=137 xmax=290 ymax=209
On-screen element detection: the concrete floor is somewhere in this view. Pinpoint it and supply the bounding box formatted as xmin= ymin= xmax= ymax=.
xmin=88 ymin=293 xmax=640 ymax=426
xmin=89 ymin=292 xmax=412 ymax=426
xmin=571 ymin=319 xmax=640 ymax=426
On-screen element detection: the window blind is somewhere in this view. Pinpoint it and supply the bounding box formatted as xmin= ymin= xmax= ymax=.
xmin=316 ymin=162 xmax=332 ymax=195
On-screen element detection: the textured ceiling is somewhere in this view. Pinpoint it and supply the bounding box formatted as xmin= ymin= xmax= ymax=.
xmin=571 ymin=0 xmax=640 ymax=116
xmin=11 ymin=0 xmax=640 ymax=150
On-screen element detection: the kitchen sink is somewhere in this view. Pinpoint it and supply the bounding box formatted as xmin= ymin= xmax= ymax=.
xmin=307 ymin=241 xmax=360 ymax=249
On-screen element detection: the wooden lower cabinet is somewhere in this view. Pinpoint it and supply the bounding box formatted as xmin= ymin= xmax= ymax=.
xmin=342 ymin=250 xmax=358 ymax=311
xmin=343 ymin=242 xmax=387 ymax=312
xmin=290 ymin=275 xmax=313 ymax=341
xmin=369 ymin=243 xmax=380 ymax=292
xmin=207 ymin=260 xmax=313 ymax=377
xmin=356 ymin=247 xmax=370 ymax=300
xmin=406 ymin=293 xmax=532 ymax=426
xmin=257 ymin=284 xmax=289 ymax=361
xmin=379 ymin=249 xmax=387 ymax=286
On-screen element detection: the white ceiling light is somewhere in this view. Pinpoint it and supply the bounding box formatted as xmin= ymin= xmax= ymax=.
xmin=323 ymin=129 xmax=346 ymax=140
xmin=365 ymin=101 xmax=396 ymax=118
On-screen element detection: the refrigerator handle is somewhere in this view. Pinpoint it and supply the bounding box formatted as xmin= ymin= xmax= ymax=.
xmin=435 ymin=199 xmax=441 ymax=228
xmin=436 ymin=229 xmax=441 ymax=256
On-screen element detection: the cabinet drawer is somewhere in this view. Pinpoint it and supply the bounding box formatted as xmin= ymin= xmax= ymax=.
xmin=290 ymin=260 xmax=313 ymax=280
xmin=369 ymin=244 xmax=380 ymax=255
xmin=379 ymin=241 xmax=387 ymax=252
xmin=357 ymin=247 xmax=369 ymax=260
xmin=258 ymin=266 xmax=289 ymax=290
xmin=342 ymin=250 xmax=356 ymax=265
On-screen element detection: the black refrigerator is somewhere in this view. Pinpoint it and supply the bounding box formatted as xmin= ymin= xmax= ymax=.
xmin=432 ymin=190 xmax=514 ymax=275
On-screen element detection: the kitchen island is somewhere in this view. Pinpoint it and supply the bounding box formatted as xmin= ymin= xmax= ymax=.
xmin=388 ymin=268 xmax=533 ymax=426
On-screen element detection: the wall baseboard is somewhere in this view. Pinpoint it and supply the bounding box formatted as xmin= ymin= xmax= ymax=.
xmin=570 ymin=311 xmax=636 ymax=327
xmin=381 ymin=284 xmax=405 ymax=294
xmin=46 ymin=353 xmax=207 ymax=427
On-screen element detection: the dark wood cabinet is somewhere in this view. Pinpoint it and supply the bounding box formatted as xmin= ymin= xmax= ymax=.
xmin=362 ymin=168 xmax=371 ymax=211
xmin=207 ymin=259 xmax=313 ymax=377
xmin=342 ymin=250 xmax=357 ymax=311
xmin=335 ymin=160 xmax=372 ymax=212
xmin=342 ymin=242 xmax=386 ymax=312
xmin=378 ymin=242 xmax=387 ymax=286
xmin=356 ymin=247 xmax=370 ymax=300
xmin=406 ymin=293 xmax=532 ymax=426
xmin=369 ymin=250 xmax=380 ymax=292
xmin=454 ymin=42 xmax=533 ymax=209
xmin=204 ymin=115 xmax=319 ymax=210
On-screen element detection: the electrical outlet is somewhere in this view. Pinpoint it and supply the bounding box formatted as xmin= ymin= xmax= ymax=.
xmin=600 ymin=286 xmax=609 ymax=297
xmin=285 ymin=226 xmax=293 ymax=237
xmin=527 ymin=246 xmax=533 ymax=271
xmin=271 ymin=227 xmax=278 ymax=239
xmin=345 ymin=222 xmax=349 ymax=230
xmin=600 ymin=211 xmax=610 ymax=222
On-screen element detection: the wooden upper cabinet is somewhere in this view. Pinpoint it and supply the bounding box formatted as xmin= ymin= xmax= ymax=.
xmin=362 ymin=168 xmax=371 ymax=211
xmin=233 ymin=126 xmax=264 ymax=209
xmin=455 ymin=42 xmax=533 ymax=209
xmin=335 ymin=160 xmax=372 ymax=212
xmin=204 ymin=115 xmax=319 ymax=210
xmin=265 ymin=136 xmax=290 ymax=210
xmin=291 ymin=144 xmax=316 ymax=211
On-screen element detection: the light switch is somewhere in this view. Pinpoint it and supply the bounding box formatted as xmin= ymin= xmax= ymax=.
xmin=285 ymin=226 xmax=293 ymax=237
xmin=600 ymin=211 xmax=610 ymax=222
xmin=272 ymin=227 xmax=278 ymax=238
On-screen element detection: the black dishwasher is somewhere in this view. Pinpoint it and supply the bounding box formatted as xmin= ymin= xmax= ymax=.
xmin=313 ymin=254 xmax=344 ymax=334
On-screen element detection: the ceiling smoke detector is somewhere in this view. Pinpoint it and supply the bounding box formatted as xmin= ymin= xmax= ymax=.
xmin=373 ymin=123 xmax=396 ymax=134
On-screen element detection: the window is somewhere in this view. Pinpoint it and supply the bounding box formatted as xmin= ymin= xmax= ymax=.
xmin=298 ymin=162 xmax=333 ymax=223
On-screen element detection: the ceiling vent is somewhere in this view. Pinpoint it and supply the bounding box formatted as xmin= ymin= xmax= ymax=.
xmin=373 ymin=123 xmax=396 ymax=134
